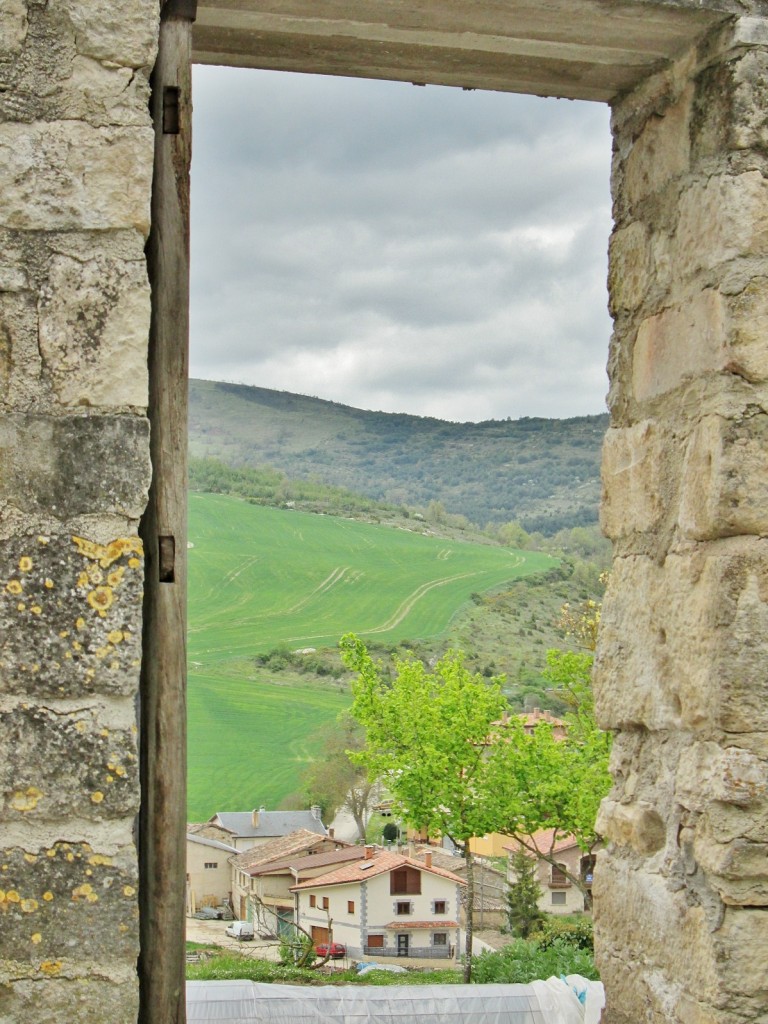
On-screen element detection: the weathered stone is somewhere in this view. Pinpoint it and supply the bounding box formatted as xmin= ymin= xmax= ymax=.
xmin=0 ymin=705 xmax=138 ymax=822
xmin=726 ymin=276 xmax=768 ymax=382
xmin=0 ymin=970 xmax=139 ymax=1024
xmin=632 ymin=290 xmax=727 ymax=402
xmin=0 ymin=842 xmax=138 ymax=961
xmin=608 ymin=221 xmax=651 ymax=314
xmin=0 ymin=534 xmax=144 ymax=699
xmin=600 ymin=420 xmax=676 ymax=539
xmin=38 ymin=253 xmax=149 ymax=408
xmin=622 ymin=84 xmax=692 ymax=209
xmin=0 ymin=123 xmax=153 ymax=233
xmin=673 ymin=172 xmax=768 ymax=282
xmin=597 ymin=799 xmax=667 ymax=856
xmin=677 ymin=743 xmax=768 ymax=812
xmin=594 ymin=543 xmax=768 ymax=733
xmin=62 ymin=0 xmax=157 ymax=68
xmin=679 ymin=414 xmax=768 ymax=540
xmin=0 ymin=415 xmax=151 ymax=521
xmin=0 ymin=0 xmax=27 ymax=63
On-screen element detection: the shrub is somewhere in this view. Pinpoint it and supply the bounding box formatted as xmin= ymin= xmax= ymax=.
xmin=533 ymin=915 xmax=594 ymax=951
xmin=471 ymin=938 xmax=598 ymax=984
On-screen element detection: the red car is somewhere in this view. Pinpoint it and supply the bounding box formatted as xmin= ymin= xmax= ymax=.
xmin=315 ymin=942 xmax=346 ymax=959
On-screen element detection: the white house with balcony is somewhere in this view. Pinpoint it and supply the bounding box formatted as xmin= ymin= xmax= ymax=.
xmin=292 ymin=847 xmax=465 ymax=965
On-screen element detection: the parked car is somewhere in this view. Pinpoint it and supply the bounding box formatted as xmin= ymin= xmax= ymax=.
xmin=315 ymin=941 xmax=346 ymax=959
xmin=225 ymin=920 xmax=254 ymax=941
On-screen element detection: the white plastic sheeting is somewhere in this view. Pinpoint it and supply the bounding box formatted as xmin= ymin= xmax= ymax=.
xmin=186 ymin=978 xmax=605 ymax=1024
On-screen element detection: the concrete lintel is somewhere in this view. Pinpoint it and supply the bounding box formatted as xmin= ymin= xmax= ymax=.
xmin=192 ymin=0 xmax=737 ymax=101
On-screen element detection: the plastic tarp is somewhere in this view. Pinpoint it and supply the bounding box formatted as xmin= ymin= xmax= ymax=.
xmin=186 ymin=978 xmax=605 ymax=1024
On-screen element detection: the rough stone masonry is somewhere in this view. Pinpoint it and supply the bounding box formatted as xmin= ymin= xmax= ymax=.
xmin=0 ymin=1 xmax=156 ymax=1020
xmin=1 ymin=1 xmax=768 ymax=1023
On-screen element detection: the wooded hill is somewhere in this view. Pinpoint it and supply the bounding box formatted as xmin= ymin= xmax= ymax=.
xmin=189 ymin=379 xmax=608 ymax=534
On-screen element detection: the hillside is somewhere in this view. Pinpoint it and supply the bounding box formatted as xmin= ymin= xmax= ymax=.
xmin=189 ymin=379 xmax=607 ymax=534
xmin=186 ymin=493 xmax=557 ymax=818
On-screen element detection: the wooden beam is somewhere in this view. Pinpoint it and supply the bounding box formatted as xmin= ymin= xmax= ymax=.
xmin=139 ymin=3 xmax=195 ymax=1022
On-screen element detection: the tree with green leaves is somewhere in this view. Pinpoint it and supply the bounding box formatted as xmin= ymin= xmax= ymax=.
xmin=340 ymin=633 xmax=519 ymax=982
xmin=506 ymin=848 xmax=544 ymax=938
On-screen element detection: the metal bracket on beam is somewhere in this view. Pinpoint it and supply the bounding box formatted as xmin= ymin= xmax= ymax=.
xmin=161 ymin=0 xmax=198 ymax=22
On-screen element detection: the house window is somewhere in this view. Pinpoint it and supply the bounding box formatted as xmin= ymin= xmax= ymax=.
xmin=395 ymin=901 xmax=412 ymax=915
xmin=203 ymin=862 xmax=217 ymax=869
xmin=347 ymin=901 xmax=355 ymax=914
xmin=550 ymin=863 xmax=569 ymax=887
xmin=551 ymin=891 xmax=567 ymax=906
xmin=433 ymin=900 xmax=446 ymax=915
xmin=309 ymin=895 xmax=316 ymax=908
xmin=433 ymin=932 xmax=448 ymax=946
xmin=390 ymin=867 xmax=421 ymax=895
xmin=321 ymin=896 xmax=329 ymax=910
xmin=367 ymin=934 xmax=384 ymax=948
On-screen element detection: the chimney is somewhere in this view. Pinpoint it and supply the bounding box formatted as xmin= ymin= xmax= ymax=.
xmin=424 ymin=851 xmax=432 ymax=869
xmin=252 ymin=806 xmax=265 ymax=827
xmin=364 ymin=845 xmax=374 ymax=860
xmin=328 ymin=828 xmax=335 ymax=839
xmin=311 ymin=804 xmax=322 ymax=821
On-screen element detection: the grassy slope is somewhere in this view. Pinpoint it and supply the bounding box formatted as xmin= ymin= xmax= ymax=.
xmin=187 ymin=493 xmax=554 ymax=819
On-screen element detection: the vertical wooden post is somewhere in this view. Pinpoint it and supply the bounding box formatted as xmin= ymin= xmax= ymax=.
xmin=140 ymin=3 xmax=195 ymax=1021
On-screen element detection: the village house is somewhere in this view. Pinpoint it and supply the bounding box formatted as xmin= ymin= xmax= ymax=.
xmin=202 ymin=805 xmax=327 ymax=851
xmin=185 ymin=832 xmax=239 ymax=915
xmin=505 ymin=829 xmax=598 ymax=916
xmin=228 ymin=828 xmax=350 ymax=925
xmin=292 ymin=847 xmax=466 ymax=965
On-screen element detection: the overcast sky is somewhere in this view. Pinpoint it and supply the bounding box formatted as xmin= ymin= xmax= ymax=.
xmin=190 ymin=66 xmax=613 ymax=423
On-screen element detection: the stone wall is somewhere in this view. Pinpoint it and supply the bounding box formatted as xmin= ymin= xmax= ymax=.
xmin=0 ymin=2 xmax=157 ymax=1020
xmin=595 ymin=17 xmax=768 ymax=1024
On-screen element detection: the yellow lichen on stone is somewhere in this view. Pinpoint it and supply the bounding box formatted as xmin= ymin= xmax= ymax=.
xmin=30 ymin=605 xmax=42 ymax=615
xmin=75 ymin=617 xmax=85 ymax=630
xmin=87 ymin=586 xmax=114 ymax=617
xmin=75 ymin=721 xmax=87 ymax=734
xmin=128 ymin=557 xmax=140 ymax=568
xmin=72 ymin=536 xmax=143 ymax=568
xmin=123 ymin=885 xmax=136 ymax=898
xmin=46 ymin=849 xmax=56 ymax=858
xmin=11 ymin=787 xmax=43 ymax=812
xmin=23 ymin=853 xmax=37 ymax=864
xmin=88 ymin=854 xmax=112 ymax=867
xmin=31 ymin=933 xmax=42 ymax=944
xmin=43 ymin=891 xmax=54 ymax=901
xmin=37 ymin=536 xmax=49 ymax=545
xmin=18 ymin=557 xmax=32 ymax=572
xmin=107 ymin=629 xmax=124 ymax=644
xmin=21 ymin=898 xmax=38 ymax=913
xmin=39 ymin=961 xmax=61 ymax=976
xmin=107 ymin=567 xmax=125 ymax=587
xmin=44 ymin=578 xmax=54 ymax=589
xmin=71 ymin=883 xmax=98 ymax=904
xmin=90 ymin=791 xmax=104 ymax=804
xmin=59 ymin=630 xmax=69 ymax=638
xmin=6 ymin=891 xmax=20 ymax=904
xmin=105 ymin=775 xmax=114 ymax=784
xmin=17 ymin=602 xmax=25 ymax=612
xmin=6 ymin=579 xmax=22 ymax=595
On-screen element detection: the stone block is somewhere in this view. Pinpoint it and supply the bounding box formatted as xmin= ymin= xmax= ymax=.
xmin=623 ymin=84 xmax=692 ymax=208
xmin=0 ymin=842 xmax=138 ymax=962
xmin=694 ymin=825 xmax=768 ymax=906
xmin=726 ymin=277 xmax=768 ymax=382
xmin=62 ymin=0 xmax=158 ymax=68
xmin=0 ymin=705 xmax=138 ymax=822
xmin=0 ymin=973 xmax=139 ymax=1024
xmin=677 ymin=743 xmax=768 ymax=813
xmin=0 ymin=534 xmax=144 ymax=699
xmin=594 ymin=543 xmax=768 ymax=733
xmin=679 ymin=414 xmax=768 ymax=540
xmin=596 ymin=799 xmax=666 ymax=856
xmin=673 ymin=172 xmax=768 ymax=281
xmin=0 ymin=415 xmax=151 ymax=521
xmin=0 ymin=123 xmax=153 ymax=234
xmin=0 ymin=0 xmax=27 ymax=63
xmin=38 ymin=252 xmax=149 ymax=408
xmin=600 ymin=420 xmax=676 ymax=539
xmin=608 ymin=222 xmax=651 ymax=314
xmin=632 ymin=290 xmax=727 ymax=402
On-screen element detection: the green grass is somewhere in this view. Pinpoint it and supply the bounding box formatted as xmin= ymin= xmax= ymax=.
xmin=187 ymin=494 xmax=555 ymax=820
xmin=186 ymin=952 xmax=462 ymax=985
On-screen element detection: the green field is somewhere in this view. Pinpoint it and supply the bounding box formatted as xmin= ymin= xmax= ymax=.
xmin=187 ymin=493 xmax=556 ymax=819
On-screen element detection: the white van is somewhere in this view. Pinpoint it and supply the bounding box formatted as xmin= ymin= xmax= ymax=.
xmin=225 ymin=920 xmax=254 ymax=941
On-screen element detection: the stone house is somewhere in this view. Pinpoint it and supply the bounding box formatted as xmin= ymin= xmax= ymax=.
xmin=185 ymin=832 xmax=238 ymax=915
xmin=228 ymin=828 xmax=350 ymax=924
xmin=292 ymin=848 xmax=465 ymax=964
xmin=505 ymin=830 xmax=597 ymax=916
xmin=204 ymin=806 xmax=327 ymax=851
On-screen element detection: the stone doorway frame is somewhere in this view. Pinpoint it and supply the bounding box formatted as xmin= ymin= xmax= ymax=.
xmin=141 ymin=3 xmax=766 ymax=1022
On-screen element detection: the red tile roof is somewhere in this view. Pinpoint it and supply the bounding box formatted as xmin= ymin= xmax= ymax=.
xmin=291 ymin=851 xmax=466 ymax=891
xmin=503 ymin=828 xmax=580 ymax=856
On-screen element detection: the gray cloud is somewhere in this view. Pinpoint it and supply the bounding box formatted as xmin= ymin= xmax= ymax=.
xmin=190 ymin=66 xmax=613 ymax=422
